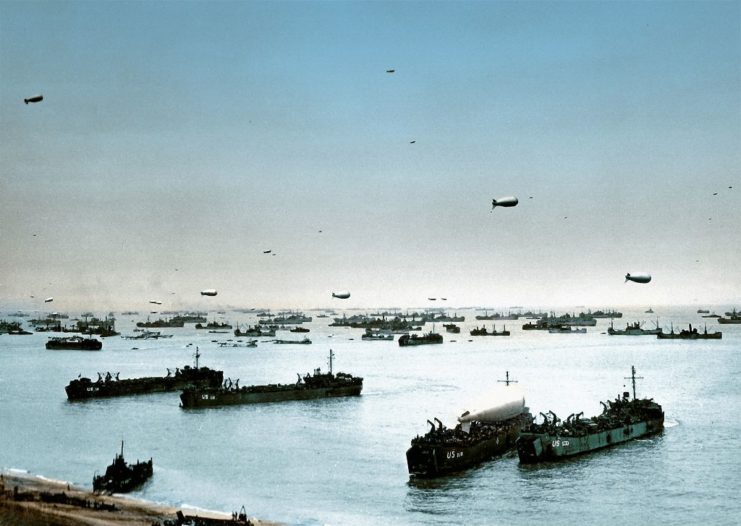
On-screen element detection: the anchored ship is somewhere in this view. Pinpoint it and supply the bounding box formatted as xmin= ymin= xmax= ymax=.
xmin=93 ymin=442 xmax=152 ymax=494
xmin=607 ymin=320 xmax=662 ymax=336
xmin=718 ymin=309 xmax=741 ymax=324
xmin=180 ymin=350 xmax=362 ymax=408
xmin=46 ymin=336 xmax=102 ymax=351
xmin=516 ymin=366 xmax=664 ymax=463
xmin=65 ymin=349 xmax=223 ymax=400
xmin=407 ymin=372 xmax=533 ymax=478
xmin=470 ymin=325 xmax=510 ymax=336
xmin=656 ymin=323 xmax=722 ymax=339
xmin=398 ymin=332 xmax=443 ymax=346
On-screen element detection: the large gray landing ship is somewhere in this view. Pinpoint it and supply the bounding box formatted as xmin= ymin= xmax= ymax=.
xmin=180 ymin=350 xmax=362 ymax=408
xmin=406 ymin=372 xmax=532 ymax=478
xmin=517 ymin=366 xmax=664 ymax=463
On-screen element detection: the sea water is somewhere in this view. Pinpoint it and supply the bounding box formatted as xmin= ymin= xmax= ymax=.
xmin=1 ymin=307 xmax=740 ymax=525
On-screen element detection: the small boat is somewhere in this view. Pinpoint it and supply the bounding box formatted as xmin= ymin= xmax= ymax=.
xmin=290 ymin=326 xmax=310 ymax=333
xmin=548 ymin=325 xmax=586 ymax=334
xmin=93 ymin=442 xmax=152 ymax=493
xmin=273 ymin=337 xmax=312 ymax=345
xmin=645 ymin=307 xmax=654 ymax=314
xmin=361 ymin=329 xmax=394 ymax=341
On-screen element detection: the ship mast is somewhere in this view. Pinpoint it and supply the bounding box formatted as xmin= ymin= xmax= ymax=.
xmin=624 ymin=365 xmax=643 ymax=400
xmin=497 ymin=371 xmax=518 ymax=386
xmin=328 ymin=349 xmax=334 ymax=374
xmin=194 ymin=347 xmax=200 ymax=369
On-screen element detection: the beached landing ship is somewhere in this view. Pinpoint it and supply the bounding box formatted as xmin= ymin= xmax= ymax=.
xmin=516 ymin=367 xmax=664 ymax=463
xmin=65 ymin=350 xmax=223 ymax=400
xmin=93 ymin=442 xmax=152 ymax=494
xmin=407 ymin=372 xmax=532 ymax=478
xmin=180 ymin=350 xmax=362 ymax=408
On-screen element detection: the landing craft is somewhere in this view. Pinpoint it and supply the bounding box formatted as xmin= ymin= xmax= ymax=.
xmin=200 ymin=289 xmax=218 ymax=297
xmin=625 ymin=273 xmax=652 ymax=284
xmin=332 ymin=291 xmax=351 ymax=299
xmin=491 ymin=196 xmax=518 ymax=210
xmin=44 ymin=297 xmax=53 ymax=303
xmin=24 ymin=95 xmax=43 ymax=104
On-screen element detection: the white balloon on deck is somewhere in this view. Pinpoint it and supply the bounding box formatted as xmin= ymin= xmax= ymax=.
xmin=458 ymin=384 xmax=526 ymax=424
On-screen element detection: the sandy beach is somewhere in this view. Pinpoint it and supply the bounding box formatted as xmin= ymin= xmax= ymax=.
xmin=0 ymin=470 xmax=278 ymax=526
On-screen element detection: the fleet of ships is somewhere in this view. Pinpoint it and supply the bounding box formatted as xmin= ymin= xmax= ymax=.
xmin=1 ymin=304 xmax=738 ymax=490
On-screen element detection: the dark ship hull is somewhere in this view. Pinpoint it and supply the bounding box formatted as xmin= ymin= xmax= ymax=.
xmin=181 ymin=352 xmax=362 ymax=408
xmin=46 ymin=337 xmax=102 ymax=350
xmin=657 ymin=324 xmax=721 ymax=339
xmin=517 ymin=369 xmax=664 ymax=463
xmin=65 ymin=366 xmax=224 ymax=400
xmin=398 ymin=333 xmax=443 ymax=346
xmin=181 ymin=381 xmax=363 ymax=408
xmin=406 ymin=413 xmax=532 ymax=478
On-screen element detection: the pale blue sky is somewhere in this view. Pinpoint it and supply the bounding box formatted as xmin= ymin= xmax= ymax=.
xmin=1 ymin=1 xmax=739 ymax=310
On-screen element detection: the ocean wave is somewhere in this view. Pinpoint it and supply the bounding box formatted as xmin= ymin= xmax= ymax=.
xmin=664 ymin=418 xmax=680 ymax=428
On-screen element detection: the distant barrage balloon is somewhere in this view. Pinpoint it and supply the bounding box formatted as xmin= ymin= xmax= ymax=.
xmin=332 ymin=291 xmax=351 ymax=299
xmin=200 ymin=289 xmax=218 ymax=297
xmin=149 ymin=299 xmax=162 ymax=305
xmin=625 ymin=273 xmax=652 ymax=284
xmin=44 ymin=297 xmax=53 ymax=303
xmin=491 ymin=196 xmax=518 ymax=210
xmin=24 ymin=95 xmax=43 ymax=104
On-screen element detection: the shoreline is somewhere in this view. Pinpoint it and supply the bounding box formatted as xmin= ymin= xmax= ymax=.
xmin=0 ymin=469 xmax=280 ymax=526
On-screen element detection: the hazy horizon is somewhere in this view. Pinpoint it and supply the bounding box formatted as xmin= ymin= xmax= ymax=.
xmin=2 ymin=1 xmax=739 ymax=312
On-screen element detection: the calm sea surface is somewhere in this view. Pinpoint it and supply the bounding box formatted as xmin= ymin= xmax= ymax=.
xmin=1 ymin=306 xmax=740 ymax=525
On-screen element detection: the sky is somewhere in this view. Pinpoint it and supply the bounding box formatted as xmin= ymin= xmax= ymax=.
xmin=1 ymin=1 xmax=739 ymax=312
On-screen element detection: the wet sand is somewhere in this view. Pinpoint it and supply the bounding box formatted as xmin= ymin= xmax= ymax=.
xmin=0 ymin=470 xmax=278 ymax=526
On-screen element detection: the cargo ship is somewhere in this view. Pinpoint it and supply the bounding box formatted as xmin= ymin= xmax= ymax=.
xmin=234 ymin=325 xmax=275 ymax=337
xmin=516 ymin=366 xmax=664 ymax=463
xmin=46 ymin=336 xmax=102 ymax=351
xmin=718 ymin=309 xmax=741 ymax=324
xmin=406 ymin=372 xmax=532 ymax=478
xmin=470 ymin=325 xmax=510 ymax=336
xmin=93 ymin=442 xmax=152 ymax=494
xmin=656 ymin=323 xmax=722 ymax=339
xmin=180 ymin=350 xmax=362 ymax=408
xmin=607 ymin=320 xmax=662 ymax=336
xmin=136 ymin=318 xmax=184 ymax=328
xmin=65 ymin=349 xmax=223 ymax=400
xmin=398 ymin=332 xmax=443 ymax=346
